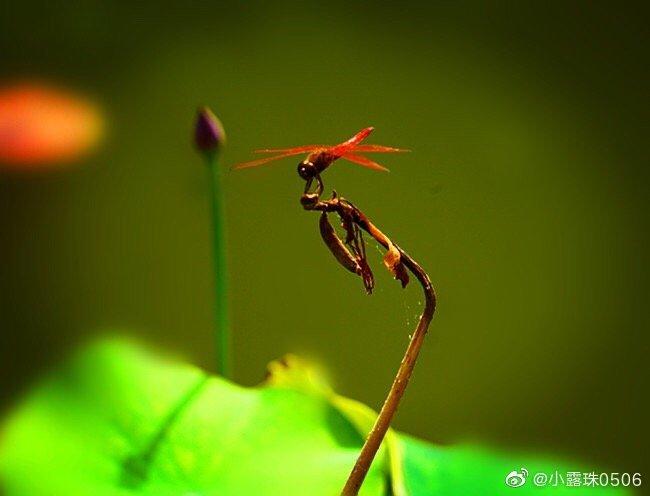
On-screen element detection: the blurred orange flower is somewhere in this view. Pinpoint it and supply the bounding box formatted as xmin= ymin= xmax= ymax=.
xmin=0 ymin=83 xmax=103 ymax=169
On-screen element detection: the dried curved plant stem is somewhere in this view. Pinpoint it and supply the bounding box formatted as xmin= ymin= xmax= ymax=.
xmin=302 ymin=191 xmax=437 ymax=496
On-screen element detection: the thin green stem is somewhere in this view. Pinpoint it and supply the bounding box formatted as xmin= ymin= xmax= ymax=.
xmin=206 ymin=152 xmax=231 ymax=378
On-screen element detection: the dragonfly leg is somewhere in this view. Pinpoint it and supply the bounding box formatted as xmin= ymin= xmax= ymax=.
xmin=300 ymin=175 xmax=325 ymax=209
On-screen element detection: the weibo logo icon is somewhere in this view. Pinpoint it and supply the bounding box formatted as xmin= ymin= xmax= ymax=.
xmin=505 ymin=468 xmax=529 ymax=488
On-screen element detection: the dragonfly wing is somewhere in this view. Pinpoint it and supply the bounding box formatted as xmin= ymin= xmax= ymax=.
xmin=232 ymin=150 xmax=307 ymax=170
xmin=254 ymin=145 xmax=325 ymax=154
xmin=234 ymin=127 xmax=402 ymax=170
xmin=341 ymin=153 xmax=390 ymax=172
xmin=351 ymin=145 xmax=410 ymax=153
xmin=329 ymin=127 xmax=374 ymax=157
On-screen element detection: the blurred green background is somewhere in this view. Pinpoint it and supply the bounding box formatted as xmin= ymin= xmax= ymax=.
xmin=1 ymin=0 xmax=647 ymax=478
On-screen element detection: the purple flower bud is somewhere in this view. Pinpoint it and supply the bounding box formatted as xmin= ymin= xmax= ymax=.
xmin=195 ymin=106 xmax=226 ymax=153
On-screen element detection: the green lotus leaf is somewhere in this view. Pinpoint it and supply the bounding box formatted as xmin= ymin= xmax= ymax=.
xmin=0 ymin=339 xmax=633 ymax=495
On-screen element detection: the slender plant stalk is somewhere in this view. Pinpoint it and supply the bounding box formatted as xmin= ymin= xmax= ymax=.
xmin=205 ymin=151 xmax=231 ymax=378
xmin=195 ymin=107 xmax=231 ymax=378
xmin=341 ymin=244 xmax=435 ymax=495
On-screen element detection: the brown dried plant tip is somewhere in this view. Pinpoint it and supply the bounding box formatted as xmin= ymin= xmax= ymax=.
xmin=194 ymin=106 xmax=226 ymax=154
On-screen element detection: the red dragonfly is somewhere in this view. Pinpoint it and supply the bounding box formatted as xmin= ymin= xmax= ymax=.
xmin=233 ymin=127 xmax=407 ymax=181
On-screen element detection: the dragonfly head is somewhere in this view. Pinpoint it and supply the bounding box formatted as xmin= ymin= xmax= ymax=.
xmin=297 ymin=160 xmax=317 ymax=180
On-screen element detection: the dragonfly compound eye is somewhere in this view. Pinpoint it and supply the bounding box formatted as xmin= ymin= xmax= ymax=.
xmin=297 ymin=161 xmax=315 ymax=180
